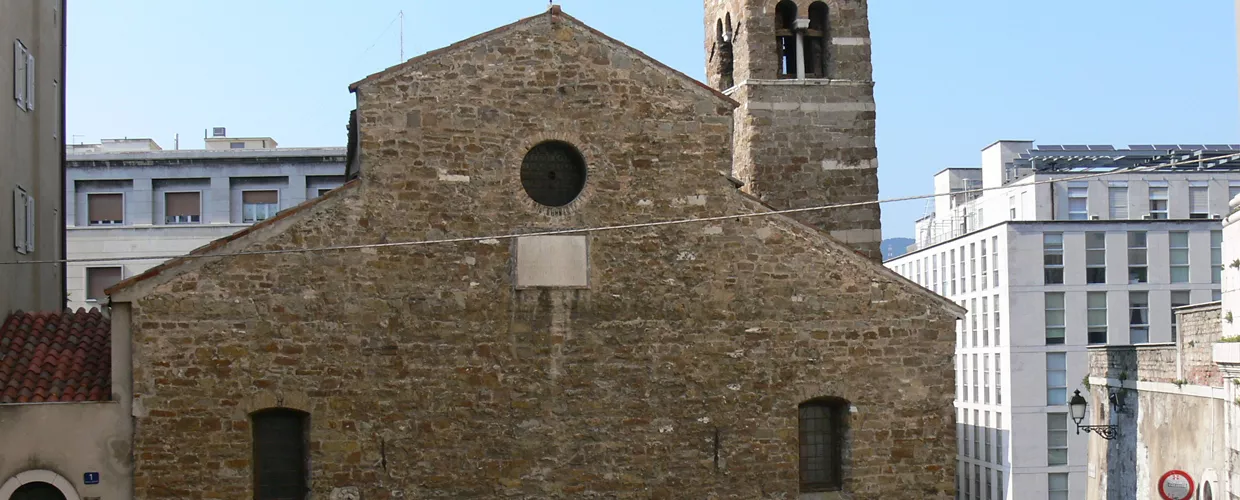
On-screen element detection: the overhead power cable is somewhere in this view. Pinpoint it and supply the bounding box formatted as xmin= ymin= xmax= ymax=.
xmin=3 ymin=151 xmax=1238 ymax=267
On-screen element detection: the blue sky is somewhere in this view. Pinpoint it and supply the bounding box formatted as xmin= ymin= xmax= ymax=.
xmin=67 ymin=1 xmax=1238 ymax=236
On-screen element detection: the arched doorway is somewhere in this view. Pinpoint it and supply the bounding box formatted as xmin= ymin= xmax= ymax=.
xmin=0 ymin=471 xmax=79 ymax=500
xmin=10 ymin=482 xmax=66 ymax=500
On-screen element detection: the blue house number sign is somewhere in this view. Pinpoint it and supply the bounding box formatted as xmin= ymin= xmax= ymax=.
xmin=83 ymin=472 xmax=99 ymax=485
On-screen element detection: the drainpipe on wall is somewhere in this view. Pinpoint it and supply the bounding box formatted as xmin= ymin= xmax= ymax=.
xmin=58 ymin=0 xmax=67 ymax=309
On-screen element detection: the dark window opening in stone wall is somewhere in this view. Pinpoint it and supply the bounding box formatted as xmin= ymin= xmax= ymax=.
xmin=520 ymin=141 xmax=587 ymax=207
xmin=716 ymin=16 xmax=735 ymax=90
xmin=775 ymin=0 xmax=798 ymax=78
xmin=252 ymin=408 xmax=309 ymax=500
xmin=806 ymin=2 xmax=829 ymax=78
xmin=799 ymin=397 xmax=848 ymax=492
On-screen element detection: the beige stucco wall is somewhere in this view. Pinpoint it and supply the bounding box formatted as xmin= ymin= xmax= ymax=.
xmin=0 ymin=402 xmax=131 ymax=498
xmin=0 ymin=303 xmax=133 ymax=498
xmin=0 ymin=0 xmax=65 ymax=315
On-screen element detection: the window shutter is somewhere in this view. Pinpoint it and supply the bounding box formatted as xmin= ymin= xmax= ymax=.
xmin=13 ymin=40 xmax=24 ymax=109
xmin=1109 ymin=188 xmax=1128 ymax=219
xmin=1190 ymin=187 xmax=1208 ymax=214
xmin=87 ymin=193 xmax=124 ymax=223
xmin=25 ymin=194 xmax=34 ymax=253
xmin=86 ymin=267 xmax=123 ymax=301
xmin=12 ymin=188 xmax=24 ymax=252
xmin=25 ymin=52 xmax=33 ymax=111
xmin=165 ymin=192 xmax=201 ymax=217
xmin=243 ymin=190 xmax=278 ymax=204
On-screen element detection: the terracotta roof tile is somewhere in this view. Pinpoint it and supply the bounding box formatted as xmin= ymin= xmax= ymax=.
xmin=0 ymin=309 xmax=110 ymax=404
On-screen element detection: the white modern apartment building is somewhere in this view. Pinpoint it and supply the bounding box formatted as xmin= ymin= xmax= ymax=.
xmin=66 ymin=132 xmax=345 ymax=310
xmin=886 ymin=141 xmax=1240 ymax=500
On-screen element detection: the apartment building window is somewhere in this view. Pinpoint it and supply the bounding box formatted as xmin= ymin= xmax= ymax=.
xmin=1046 ymin=352 xmax=1067 ymax=405
xmin=230 ymin=141 xmax=246 ymax=149
xmin=995 ymin=355 xmax=1002 ymax=405
xmin=980 ymin=239 xmax=988 ymax=289
xmin=916 ymin=260 xmax=921 ymax=285
xmin=932 ymin=255 xmax=938 ymax=293
xmin=941 ymin=251 xmax=948 ymax=294
xmin=1108 ymin=184 xmax=1128 ymax=219
xmin=982 ymin=297 xmax=989 ymax=346
xmin=1171 ymin=290 xmax=1191 ymax=342
xmin=317 ymin=188 xmax=332 ymax=197
xmin=985 ymin=468 xmax=993 ymax=500
xmin=973 ymin=410 xmax=980 ymax=459
xmin=1009 ymin=195 xmax=1016 ymax=219
xmin=972 ymin=353 xmax=979 ymax=403
xmin=1049 ymin=473 xmax=1069 ymax=500
xmin=1149 ymin=185 xmax=1169 ymax=219
xmin=1230 ymin=182 xmax=1240 ymax=205
xmin=996 ymin=412 xmax=1003 ymax=464
xmin=974 ymin=464 xmax=981 ymax=500
xmin=983 ymin=354 xmax=990 ymax=404
xmin=971 ymin=299 xmax=978 ymax=346
xmin=164 ymin=192 xmax=202 ymax=224
xmin=960 ymin=247 xmax=967 ymax=293
xmin=963 ymin=460 xmax=971 ymax=492
xmin=1168 ymin=231 xmax=1190 ymax=283
xmin=1088 ymin=292 xmax=1108 ymax=344
xmin=984 ymin=412 xmax=991 ymax=462
xmin=958 ymin=355 xmax=965 ymax=401
xmin=1086 ymin=232 xmax=1106 ymax=284
xmin=12 ymin=186 xmax=33 ymax=254
xmin=971 ymin=243 xmax=977 ymax=292
xmin=87 ymin=193 xmax=124 ymax=225
xmin=963 ymin=411 xmax=971 ymax=458
xmin=86 ymin=267 xmax=123 ymax=302
xmin=1130 ymin=292 xmax=1150 ymax=344
xmin=1189 ymin=184 xmax=1209 ymax=219
xmin=1045 ymin=293 xmax=1066 ymax=345
xmin=1067 ymin=183 xmax=1088 ymax=220
xmin=993 ymin=294 xmax=1001 ymax=347
xmin=13 ymin=40 xmax=34 ymax=111
xmin=997 ymin=474 xmax=1004 ymax=500
xmin=1044 ymin=234 xmax=1064 ymax=284
xmin=951 ymin=249 xmax=957 ymax=295
xmin=1047 ymin=413 xmax=1068 ymax=465
xmin=1128 ymin=231 xmax=1148 ymax=283
xmin=242 ymin=190 xmax=279 ymax=223
xmin=992 ymin=236 xmax=999 ymax=286
xmin=1212 ymin=230 xmax=1223 ymax=284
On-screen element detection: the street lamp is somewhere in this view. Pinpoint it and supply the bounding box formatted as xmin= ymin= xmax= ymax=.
xmin=1069 ymin=389 xmax=1118 ymax=440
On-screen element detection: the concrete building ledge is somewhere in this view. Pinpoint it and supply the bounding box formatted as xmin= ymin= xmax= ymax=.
xmin=1087 ymin=376 xmax=1226 ymax=400
xmin=68 ymin=147 xmax=346 ymax=163
xmin=1214 ymin=342 xmax=1240 ymax=364
xmin=68 ymin=223 xmax=250 ymax=231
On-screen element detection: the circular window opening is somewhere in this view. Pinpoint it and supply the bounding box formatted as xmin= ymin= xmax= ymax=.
xmin=521 ymin=141 xmax=587 ymax=207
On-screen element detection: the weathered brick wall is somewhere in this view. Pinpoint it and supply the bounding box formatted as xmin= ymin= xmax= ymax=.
xmin=1088 ymin=304 xmax=1223 ymax=387
xmin=125 ymin=11 xmax=956 ymax=500
xmin=1088 ymin=345 xmax=1177 ymax=384
xmin=1179 ymin=304 xmax=1223 ymax=387
xmin=731 ymin=81 xmax=880 ymax=258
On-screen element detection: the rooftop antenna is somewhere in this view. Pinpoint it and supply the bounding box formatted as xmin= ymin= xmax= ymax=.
xmin=399 ymin=10 xmax=404 ymax=61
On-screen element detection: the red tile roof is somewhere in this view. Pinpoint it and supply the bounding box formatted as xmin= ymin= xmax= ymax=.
xmin=0 ymin=308 xmax=110 ymax=404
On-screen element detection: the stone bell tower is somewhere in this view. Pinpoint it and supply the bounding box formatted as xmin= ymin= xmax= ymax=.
xmin=705 ymin=0 xmax=881 ymax=259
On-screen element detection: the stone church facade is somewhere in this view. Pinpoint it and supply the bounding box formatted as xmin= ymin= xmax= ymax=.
xmin=109 ymin=2 xmax=961 ymax=498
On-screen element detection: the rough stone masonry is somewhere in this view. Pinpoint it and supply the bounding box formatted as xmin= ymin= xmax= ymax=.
xmin=110 ymin=5 xmax=961 ymax=499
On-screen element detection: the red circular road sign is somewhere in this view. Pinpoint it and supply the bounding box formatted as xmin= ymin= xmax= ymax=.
xmin=1159 ymin=470 xmax=1194 ymax=500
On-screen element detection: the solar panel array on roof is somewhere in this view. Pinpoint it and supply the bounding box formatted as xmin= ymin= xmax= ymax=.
xmin=1129 ymin=145 xmax=1156 ymax=150
xmin=1204 ymin=145 xmax=1233 ymax=150
xmin=1037 ymin=145 xmax=1064 ymax=151
xmin=1088 ymin=145 xmax=1116 ymax=151
xmin=1061 ymin=145 xmax=1088 ymax=150
xmin=1154 ymin=145 xmax=1180 ymax=150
